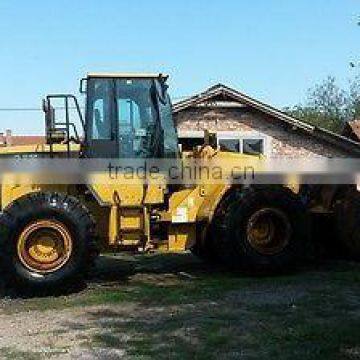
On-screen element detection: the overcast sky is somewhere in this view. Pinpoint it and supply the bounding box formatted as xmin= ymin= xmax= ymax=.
xmin=0 ymin=0 xmax=358 ymax=134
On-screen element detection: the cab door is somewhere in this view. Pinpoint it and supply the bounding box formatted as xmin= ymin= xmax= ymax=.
xmin=85 ymin=78 xmax=118 ymax=158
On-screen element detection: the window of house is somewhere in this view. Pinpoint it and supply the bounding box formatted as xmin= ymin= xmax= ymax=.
xmin=242 ymin=138 xmax=264 ymax=155
xmin=179 ymin=132 xmax=268 ymax=155
xmin=219 ymin=138 xmax=240 ymax=152
xmin=217 ymin=133 xmax=267 ymax=155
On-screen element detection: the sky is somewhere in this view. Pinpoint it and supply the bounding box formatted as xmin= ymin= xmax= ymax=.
xmin=0 ymin=0 xmax=359 ymax=135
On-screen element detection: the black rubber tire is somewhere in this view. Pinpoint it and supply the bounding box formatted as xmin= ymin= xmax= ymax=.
xmin=216 ymin=186 xmax=310 ymax=273
xmin=335 ymin=188 xmax=360 ymax=260
xmin=0 ymin=192 xmax=97 ymax=292
xmin=191 ymin=190 xmax=245 ymax=264
xmin=191 ymin=222 xmax=220 ymax=263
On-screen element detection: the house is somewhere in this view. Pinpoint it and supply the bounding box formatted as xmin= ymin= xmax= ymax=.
xmin=173 ymin=84 xmax=360 ymax=158
xmin=342 ymin=120 xmax=360 ymax=143
xmin=0 ymin=130 xmax=46 ymax=147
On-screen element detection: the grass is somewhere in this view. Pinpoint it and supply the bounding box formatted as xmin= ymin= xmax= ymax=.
xmin=1 ymin=253 xmax=359 ymax=359
xmin=91 ymin=297 xmax=359 ymax=359
xmin=0 ymin=347 xmax=69 ymax=360
xmin=0 ymin=348 xmax=40 ymax=360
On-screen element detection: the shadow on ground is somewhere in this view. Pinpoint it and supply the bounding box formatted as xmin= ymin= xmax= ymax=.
xmin=0 ymin=249 xmax=358 ymax=298
xmin=89 ymin=252 xmax=216 ymax=283
xmin=80 ymin=254 xmax=360 ymax=359
xmin=0 ymin=252 xmax=359 ymax=359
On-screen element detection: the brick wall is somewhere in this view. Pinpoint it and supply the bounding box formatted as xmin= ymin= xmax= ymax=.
xmin=174 ymin=107 xmax=348 ymax=158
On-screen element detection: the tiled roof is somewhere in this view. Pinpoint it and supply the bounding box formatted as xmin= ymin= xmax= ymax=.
xmin=173 ymin=84 xmax=360 ymax=156
xmin=7 ymin=136 xmax=46 ymax=146
xmin=347 ymin=120 xmax=360 ymax=141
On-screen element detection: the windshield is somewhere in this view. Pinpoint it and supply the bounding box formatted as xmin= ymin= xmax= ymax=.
xmin=115 ymin=78 xmax=157 ymax=157
xmin=86 ymin=77 xmax=179 ymax=158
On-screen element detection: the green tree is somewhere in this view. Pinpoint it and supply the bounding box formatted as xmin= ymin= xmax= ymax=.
xmin=288 ymin=17 xmax=360 ymax=133
xmin=286 ymin=76 xmax=360 ymax=133
xmin=348 ymin=75 xmax=360 ymax=119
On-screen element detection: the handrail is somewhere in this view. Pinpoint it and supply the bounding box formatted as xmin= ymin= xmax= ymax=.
xmin=44 ymin=94 xmax=85 ymax=158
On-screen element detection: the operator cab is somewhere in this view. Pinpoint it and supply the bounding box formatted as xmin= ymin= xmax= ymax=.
xmin=83 ymin=73 xmax=179 ymax=158
xmin=43 ymin=73 xmax=179 ymax=159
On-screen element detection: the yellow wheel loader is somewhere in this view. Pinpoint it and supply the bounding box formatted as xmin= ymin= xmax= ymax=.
xmin=0 ymin=73 xmax=358 ymax=292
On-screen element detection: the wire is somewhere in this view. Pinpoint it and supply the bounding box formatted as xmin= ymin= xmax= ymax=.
xmin=0 ymin=97 xmax=193 ymax=114
xmin=0 ymin=95 xmax=191 ymax=112
xmin=0 ymin=106 xmax=84 ymax=112
xmin=0 ymin=108 xmax=41 ymax=111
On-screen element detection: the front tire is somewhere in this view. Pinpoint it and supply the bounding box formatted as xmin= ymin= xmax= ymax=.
xmin=0 ymin=192 xmax=96 ymax=292
xmin=217 ymin=186 xmax=310 ymax=273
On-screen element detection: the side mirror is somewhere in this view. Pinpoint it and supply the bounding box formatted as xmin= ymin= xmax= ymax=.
xmin=79 ymin=78 xmax=87 ymax=94
xmin=43 ymin=98 xmax=54 ymax=144
xmin=42 ymin=98 xmax=49 ymax=113
xmin=42 ymin=98 xmax=55 ymax=128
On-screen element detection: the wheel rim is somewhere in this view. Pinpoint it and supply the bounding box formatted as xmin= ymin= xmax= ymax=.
xmin=17 ymin=220 xmax=73 ymax=274
xmin=246 ymin=208 xmax=292 ymax=255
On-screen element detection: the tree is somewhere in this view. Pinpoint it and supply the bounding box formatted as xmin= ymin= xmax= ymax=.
xmin=288 ymin=17 xmax=360 ymax=133
xmin=287 ymin=105 xmax=344 ymax=133
xmin=348 ymin=75 xmax=360 ymax=120
xmin=286 ymin=76 xmax=360 ymax=133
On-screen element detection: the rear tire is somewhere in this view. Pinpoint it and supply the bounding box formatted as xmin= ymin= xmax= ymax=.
xmin=215 ymin=186 xmax=310 ymax=273
xmin=335 ymin=188 xmax=360 ymax=260
xmin=0 ymin=192 xmax=97 ymax=293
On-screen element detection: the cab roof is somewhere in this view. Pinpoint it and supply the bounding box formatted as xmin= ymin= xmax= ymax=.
xmin=87 ymin=72 xmax=169 ymax=79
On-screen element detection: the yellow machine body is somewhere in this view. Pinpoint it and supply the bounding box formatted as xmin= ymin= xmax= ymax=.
xmin=1 ymin=73 xmax=358 ymax=293
xmin=0 ymin=142 xmax=266 ymax=253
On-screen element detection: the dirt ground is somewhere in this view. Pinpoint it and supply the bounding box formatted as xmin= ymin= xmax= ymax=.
xmin=0 ymin=253 xmax=359 ymax=359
